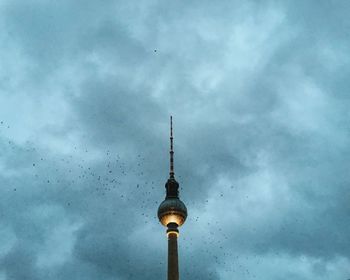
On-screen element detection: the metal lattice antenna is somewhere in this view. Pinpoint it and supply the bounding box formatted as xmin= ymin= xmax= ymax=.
xmin=170 ymin=116 xmax=175 ymax=178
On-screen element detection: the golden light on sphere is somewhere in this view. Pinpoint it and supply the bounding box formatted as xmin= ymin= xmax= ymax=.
xmin=158 ymin=198 xmax=187 ymax=227
xmin=159 ymin=212 xmax=186 ymax=227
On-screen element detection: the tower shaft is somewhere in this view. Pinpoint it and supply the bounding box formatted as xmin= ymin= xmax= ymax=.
xmin=168 ymin=233 xmax=179 ymax=280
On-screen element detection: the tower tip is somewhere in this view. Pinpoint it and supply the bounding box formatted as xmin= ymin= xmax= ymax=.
xmin=170 ymin=116 xmax=174 ymax=178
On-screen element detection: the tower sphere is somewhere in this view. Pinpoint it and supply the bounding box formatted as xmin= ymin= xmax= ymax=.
xmin=158 ymin=197 xmax=187 ymax=227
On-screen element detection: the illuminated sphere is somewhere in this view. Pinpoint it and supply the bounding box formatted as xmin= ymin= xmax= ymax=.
xmin=158 ymin=198 xmax=187 ymax=227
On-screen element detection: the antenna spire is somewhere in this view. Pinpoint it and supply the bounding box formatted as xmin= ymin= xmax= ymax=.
xmin=170 ymin=116 xmax=175 ymax=178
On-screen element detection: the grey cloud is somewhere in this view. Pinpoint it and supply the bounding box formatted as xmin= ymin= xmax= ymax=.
xmin=0 ymin=0 xmax=350 ymax=279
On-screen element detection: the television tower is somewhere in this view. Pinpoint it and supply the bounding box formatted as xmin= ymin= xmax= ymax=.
xmin=158 ymin=116 xmax=187 ymax=280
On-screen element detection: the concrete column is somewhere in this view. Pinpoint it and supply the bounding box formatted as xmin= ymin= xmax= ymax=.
xmin=168 ymin=232 xmax=179 ymax=280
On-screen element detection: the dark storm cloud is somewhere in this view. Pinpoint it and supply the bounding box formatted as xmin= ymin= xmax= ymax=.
xmin=0 ymin=0 xmax=350 ymax=279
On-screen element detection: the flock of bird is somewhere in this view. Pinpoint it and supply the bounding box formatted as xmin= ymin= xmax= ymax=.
xmin=1 ymin=119 xmax=262 ymax=279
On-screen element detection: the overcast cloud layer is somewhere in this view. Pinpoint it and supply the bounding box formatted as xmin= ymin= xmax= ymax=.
xmin=0 ymin=1 xmax=350 ymax=279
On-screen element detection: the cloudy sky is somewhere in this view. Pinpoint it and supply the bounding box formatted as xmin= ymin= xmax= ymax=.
xmin=0 ymin=1 xmax=349 ymax=279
